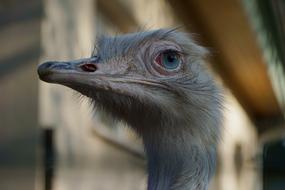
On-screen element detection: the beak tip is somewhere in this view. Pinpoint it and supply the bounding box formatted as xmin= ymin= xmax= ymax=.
xmin=37 ymin=61 xmax=55 ymax=82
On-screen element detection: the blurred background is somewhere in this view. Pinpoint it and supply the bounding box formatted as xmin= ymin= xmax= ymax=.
xmin=0 ymin=0 xmax=285 ymax=190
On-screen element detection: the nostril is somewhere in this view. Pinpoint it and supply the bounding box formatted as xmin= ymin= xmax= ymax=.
xmin=80 ymin=63 xmax=97 ymax=72
xmin=45 ymin=62 xmax=54 ymax=68
xmin=39 ymin=61 xmax=53 ymax=70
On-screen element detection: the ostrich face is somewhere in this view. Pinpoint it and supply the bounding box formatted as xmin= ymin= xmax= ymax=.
xmin=38 ymin=29 xmax=219 ymax=129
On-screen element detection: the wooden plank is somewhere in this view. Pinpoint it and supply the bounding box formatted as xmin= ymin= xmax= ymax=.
xmin=168 ymin=0 xmax=281 ymax=120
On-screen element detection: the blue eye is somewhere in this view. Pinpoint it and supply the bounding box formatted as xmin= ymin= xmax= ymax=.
xmin=162 ymin=52 xmax=181 ymax=69
xmin=155 ymin=50 xmax=181 ymax=70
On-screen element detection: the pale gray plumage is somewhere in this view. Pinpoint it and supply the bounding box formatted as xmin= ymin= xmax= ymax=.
xmin=38 ymin=29 xmax=223 ymax=190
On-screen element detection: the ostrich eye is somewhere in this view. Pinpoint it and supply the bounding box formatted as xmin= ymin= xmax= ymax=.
xmin=155 ymin=50 xmax=181 ymax=70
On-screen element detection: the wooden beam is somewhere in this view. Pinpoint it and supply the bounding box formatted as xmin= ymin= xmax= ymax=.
xmin=244 ymin=0 xmax=285 ymax=116
xmin=168 ymin=0 xmax=282 ymax=121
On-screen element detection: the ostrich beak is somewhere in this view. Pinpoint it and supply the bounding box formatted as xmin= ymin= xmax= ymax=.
xmin=37 ymin=57 xmax=106 ymax=88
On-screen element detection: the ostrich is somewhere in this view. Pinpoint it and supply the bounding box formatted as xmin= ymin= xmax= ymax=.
xmin=38 ymin=29 xmax=223 ymax=190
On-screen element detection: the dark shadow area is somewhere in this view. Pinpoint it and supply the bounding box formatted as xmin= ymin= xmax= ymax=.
xmin=263 ymin=139 xmax=285 ymax=190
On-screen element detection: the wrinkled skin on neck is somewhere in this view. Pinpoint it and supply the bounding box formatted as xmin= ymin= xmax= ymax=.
xmin=37 ymin=29 xmax=223 ymax=190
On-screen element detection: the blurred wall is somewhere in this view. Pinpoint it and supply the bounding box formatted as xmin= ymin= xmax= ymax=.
xmin=0 ymin=0 xmax=42 ymax=190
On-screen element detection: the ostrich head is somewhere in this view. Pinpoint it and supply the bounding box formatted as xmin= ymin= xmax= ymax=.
xmin=38 ymin=29 xmax=223 ymax=190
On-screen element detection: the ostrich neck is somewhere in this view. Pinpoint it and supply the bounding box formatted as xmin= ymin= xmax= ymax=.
xmin=140 ymin=124 xmax=216 ymax=190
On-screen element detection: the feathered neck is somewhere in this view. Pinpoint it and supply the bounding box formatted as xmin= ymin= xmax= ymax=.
xmin=139 ymin=122 xmax=217 ymax=190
